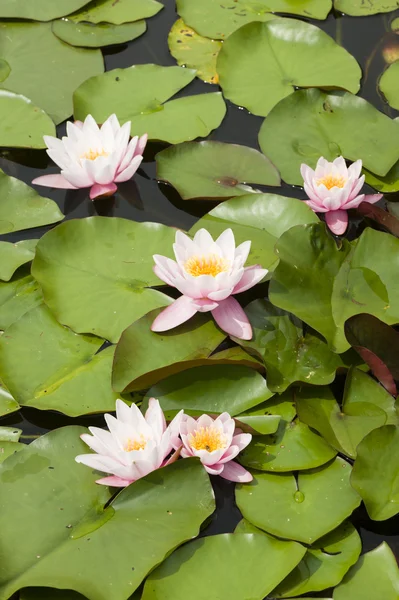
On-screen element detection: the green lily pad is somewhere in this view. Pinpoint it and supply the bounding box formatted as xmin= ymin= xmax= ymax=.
xmin=0 ymin=240 xmax=38 ymax=282
xmin=0 ymin=22 xmax=104 ymax=125
xmin=52 ymin=18 xmax=146 ymax=48
xmin=190 ymin=193 xmax=319 ymax=273
xmin=176 ymin=0 xmax=331 ymax=39
xmin=217 ymin=18 xmax=360 ymax=117
xmin=0 ymin=60 xmax=10 ymax=82
xmin=143 ymin=364 xmax=272 ymax=419
xmin=333 ymin=543 xmax=399 ymax=600
xmin=239 ymin=389 xmax=297 ymax=424
xmin=113 ymin=310 xmax=226 ymax=393
xmin=0 ymin=382 xmax=19 ymax=418
xmin=0 ymin=91 xmax=55 ymax=149
xmin=0 ymin=441 xmax=24 ymax=464
xmin=21 ymin=590 xmax=86 ymax=600
xmin=156 ymin=141 xmax=280 ymax=200
xmin=364 ymin=160 xmax=399 ymax=193
xmin=142 ymin=533 xmax=306 ymax=600
xmin=207 ymin=346 xmax=263 ymax=370
xmin=351 ymin=425 xmax=399 ymax=521
xmin=235 ymin=299 xmax=344 ymax=393
xmin=274 ymin=521 xmax=361 ymax=598
xmin=32 ymin=217 xmax=176 ymax=343
xmin=239 ymin=419 xmax=337 ymax=472
xmin=0 ymin=169 xmax=63 ymax=235
xmin=334 ymin=0 xmax=399 ymax=15
xmin=259 ymin=89 xmax=399 ymax=184
xmin=379 ymin=61 xmax=399 ymax=110
xmin=344 ymin=368 xmax=398 ymax=425
xmin=73 ymin=64 xmax=226 ymax=144
xmin=168 ymin=19 xmax=222 ymax=84
xmin=0 ymin=270 xmax=43 ymax=331
xmin=0 ymin=304 xmax=122 ymax=417
xmin=0 ymin=0 xmax=90 ymax=20
xmin=0 ymin=426 xmax=21 ymax=442
xmin=0 ymin=428 xmax=215 ymax=600
xmin=69 ymin=0 xmax=163 ymax=24
xmin=236 ymin=457 xmax=361 ymax=544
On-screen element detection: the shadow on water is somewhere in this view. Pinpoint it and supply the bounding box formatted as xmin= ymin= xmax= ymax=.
xmin=1 ymin=1 xmax=399 ymax=585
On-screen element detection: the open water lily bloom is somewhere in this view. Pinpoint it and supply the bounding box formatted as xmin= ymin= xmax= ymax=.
xmin=75 ymin=398 xmax=182 ymax=487
xmin=32 ymin=114 xmax=147 ymax=200
xmin=301 ymin=156 xmax=383 ymax=235
xmin=179 ymin=413 xmax=252 ymax=483
xmin=151 ymin=228 xmax=267 ymax=340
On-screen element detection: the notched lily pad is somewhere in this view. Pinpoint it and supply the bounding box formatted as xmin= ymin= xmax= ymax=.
xmin=0 ymin=240 xmax=38 ymax=282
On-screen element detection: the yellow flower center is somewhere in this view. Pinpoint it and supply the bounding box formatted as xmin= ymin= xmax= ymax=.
xmin=317 ymin=174 xmax=346 ymax=190
xmin=124 ymin=436 xmax=147 ymax=452
xmin=184 ymin=254 xmax=229 ymax=278
xmin=80 ymin=148 xmax=109 ymax=161
xmin=189 ymin=426 xmax=227 ymax=452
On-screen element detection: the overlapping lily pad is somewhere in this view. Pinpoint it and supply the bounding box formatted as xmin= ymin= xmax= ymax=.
xmin=0 ymin=169 xmax=63 ymax=235
xmin=73 ymin=64 xmax=226 ymax=143
xmin=0 ymin=441 xmax=24 ymax=464
xmin=0 ymin=269 xmax=43 ymax=331
xmin=379 ymin=61 xmax=399 ymax=110
xmin=236 ymin=457 xmax=361 ymax=544
xmin=0 ymin=0 xmax=90 ymax=20
xmin=259 ymin=89 xmax=399 ymax=184
xmin=0 ymin=383 xmax=19 ymax=418
xmin=190 ymin=194 xmax=319 ymax=272
xmin=52 ymin=19 xmax=146 ymax=48
xmin=0 ymin=240 xmax=37 ymax=282
xmin=168 ymin=19 xmax=221 ymax=84
xmin=142 ymin=533 xmax=306 ymax=600
xmin=364 ymin=160 xmax=399 ymax=193
xmin=156 ymin=141 xmax=280 ymax=200
xmin=0 ymin=22 xmax=104 ymax=124
xmin=217 ymin=19 xmax=361 ymax=116
xmin=32 ymin=217 xmax=176 ymax=342
xmin=0 ymin=91 xmax=55 ymax=149
xmin=334 ymin=0 xmax=399 ymax=15
xmin=0 ymin=429 xmax=215 ymax=600
xmin=69 ymin=0 xmax=163 ymax=24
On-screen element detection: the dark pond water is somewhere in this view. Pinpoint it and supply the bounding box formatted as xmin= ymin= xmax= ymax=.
xmin=1 ymin=3 xmax=399 ymax=595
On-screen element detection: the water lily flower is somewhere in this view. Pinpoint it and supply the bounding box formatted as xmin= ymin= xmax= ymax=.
xmin=178 ymin=413 xmax=252 ymax=482
xmin=151 ymin=228 xmax=267 ymax=340
xmin=301 ymin=157 xmax=383 ymax=235
xmin=75 ymin=398 xmax=182 ymax=487
xmin=32 ymin=114 xmax=147 ymax=200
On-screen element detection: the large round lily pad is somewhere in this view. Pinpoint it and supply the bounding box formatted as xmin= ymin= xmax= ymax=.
xmin=190 ymin=193 xmax=319 ymax=272
xmin=379 ymin=61 xmax=399 ymax=111
xmin=52 ymin=18 xmax=146 ymax=48
xmin=0 ymin=91 xmax=55 ymax=149
xmin=73 ymin=64 xmax=226 ymax=144
xmin=32 ymin=217 xmax=176 ymax=343
xmin=0 ymin=240 xmax=38 ymax=282
xmin=334 ymin=0 xmax=399 ymax=15
xmin=217 ymin=18 xmax=361 ymax=116
xmin=0 ymin=269 xmax=43 ymax=331
xmin=0 ymin=429 xmax=215 ymax=600
xmin=236 ymin=457 xmax=361 ymax=544
xmin=259 ymin=89 xmax=399 ymax=184
xmin=69 ymin=0 xmax=163 ymax=24
xmin=0 ymin=22 xmax=104 ymax=124
xmin=156 ymin=141 xmax=280 ymax=200
xmin=142 ymin=533 xmax=306 ymax=600
xmin=0 ymin=0 xmax=90 ymax=20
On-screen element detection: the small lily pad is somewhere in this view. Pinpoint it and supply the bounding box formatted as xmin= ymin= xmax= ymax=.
xmin=0 ymin=240 xmax=38 ymax=282
xmin=69 ymin=0 xmax=163 ymax=24
xmin=52 ymin=18 xmax=146 ymax=48
xmin=0 ymin=441 xmax=24 ymax=465
xmin=0 ymin=91 xmax=55 ymax=149
xmin=379 ymin=61 xmax=399 ymax=110
xmin=0 ymin=426 xmax=22 ymax=442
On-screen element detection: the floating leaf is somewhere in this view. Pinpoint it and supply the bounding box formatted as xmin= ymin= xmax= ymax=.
xmin=259 ymin=89 xmax=399 ymax=184
xmin=0 ymin=91 xmax=55 ymax=149
xmin=274 ymin=521 xmax=361 ymax=598
xmin=351 ymin=425 xmax=399 ymax=521
xmin=21 ymin=590 xmax=86 ymax=600
xmin=32 ymin=217 xmax=176 ymax=343
xmin=176 ymin=0 xmax=331 ymax=39
xmin=0 ymin=441 xmax=24 ymax=464
xmin=379 ymin=61 xmax=399 ymax=110
xmin=343 ymin=367 xmax=398 ymax=426
xmin=143 ymin=364 xmax=272 ymax=419
xmin=168 ymin=19 xmax=221 ymax=84
xmin=0 ymin=304 xmax=121 ymax=417
xmin=0 ymin=426 xmax=21 ymax=442
xmin=238 ymin=390 xmax=297 ymax=424
xmin=190 ymin=194 xmax=319 ymax=272
xmin=333 ymin=543 xmax=399 ymax=600
xmin=0 ymin=0 xmax=91 ymax=20
xmin=69 ymin=0 xmax=163 ymax=24
xmin=0 ymin=383 xmax=19 ymax=418
xmin=0 ymin=270 xmax=43 ymax=331
xmin=0 ymin=21 xmax=104 ymax=124
xmin=217 ymin=19 xmax=360 ymax=116
xmin=0 ymin=169 xmax=63 ymax=235
xmin=236 ymin=458 xmax=361 ymax=544
xmin=74 ymin=64 xmax=226 ymax=144
xmin=0 ymin=240 xmax=38 ymax=282
xmin=142 ymin=533 xmax=306 ymax=600
xmin=334 ymin=0 xmax=399 ymax=15
xmin=364 ymin=160 xmax=399 ymax=193
xmin=52 ymin=18 xmax=146 ymax=48
xmin=113 ymin=310 xmax=226 ymax=393
xmin=0 ymin=429 xmax=214 ymax=600
xmin=156 ymin=141 xmax=280 ymax=200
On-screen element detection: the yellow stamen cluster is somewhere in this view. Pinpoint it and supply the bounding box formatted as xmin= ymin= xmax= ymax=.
xmin=80 ymin=148 xmax=109 ymax=161
xmin=184 ymin=254 xmax=229 ymax=278
xmin=189 ymin=426 xmax=227 ymax=452
xmin=317 ymin=174 xmax=346 ymax=190
xmin=124 ymin=436 xmax=147 ymax=452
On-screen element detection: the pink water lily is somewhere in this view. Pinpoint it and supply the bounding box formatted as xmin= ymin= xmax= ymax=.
xmin=75 ymin=398 xmax=182 ymax=487
xmin=151 ymin=228 xmax=267 ymax=340
xmin=301 ymin=156 xmax=383 ymax=235
xmin=32 ymin=114 xmax=147 ymax=200
xmin=178 ymin=413 xmax=252 ymax=482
